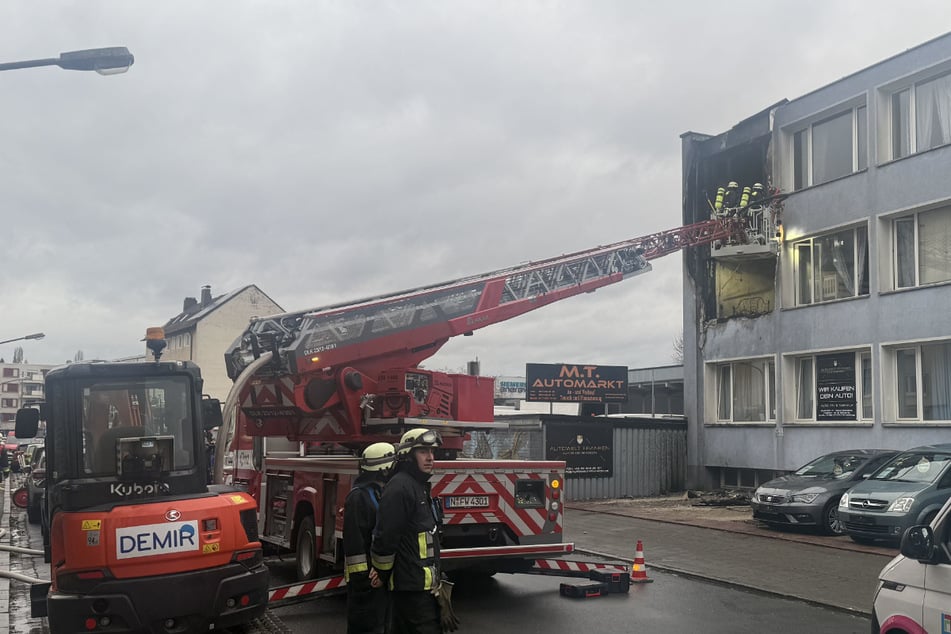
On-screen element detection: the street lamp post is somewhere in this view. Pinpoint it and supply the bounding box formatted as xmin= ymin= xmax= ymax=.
xmin=0 ymin=333 xmax=45 ymax=346
xmin=0 ymin=47 xmax=134 ymax=75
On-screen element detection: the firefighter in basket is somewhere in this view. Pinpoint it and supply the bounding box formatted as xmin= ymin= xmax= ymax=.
xmin=371 ymin=428 xmax=459 ymax=634
xmin=344 ymin=442 xmax=397 ymax=634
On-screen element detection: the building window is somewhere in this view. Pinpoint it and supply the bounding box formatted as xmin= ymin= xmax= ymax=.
xmin=793 ymin=105 xmax=867 ymax=189
xmin=2 ymin=382 xmax=19 ymax=393
xmin=794 ymin=225 xmax=869 ymax=305
xmin=1 ymin=398 xmax=17 ymax=408
xmin=894 ymin=206 xmax=951 ymax=288
xmin=2 ymin=367 xmax=18 ymax=378
xmin=183 ymin=333 xmax=191 ymax=348
xmin=893 ymin=341 xmax=951 ymax=422
xmin=794 ymin=350 xmax=871 ymax=421
xmin=715 ymin=359 xmax=775 ymax=422
xmin=889 ymin=71 xmax=951 ymax=159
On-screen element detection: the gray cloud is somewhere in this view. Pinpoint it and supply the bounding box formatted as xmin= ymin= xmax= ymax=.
xmin=2 ymin=2 xmax=950 ymax=373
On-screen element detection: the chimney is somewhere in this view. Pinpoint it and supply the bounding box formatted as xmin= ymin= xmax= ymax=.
xmin=200 ymin=285 xmax=212 ymax=307
xmin=183 ymin=297 xmax=198 ymax=312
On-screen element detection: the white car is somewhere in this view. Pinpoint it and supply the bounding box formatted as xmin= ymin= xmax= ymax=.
xmin=872 ymin=495 xmax=951 ymax=633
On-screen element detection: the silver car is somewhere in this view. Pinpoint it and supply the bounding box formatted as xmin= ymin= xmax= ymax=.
xmin=751 ymin=449 xmax=898 ymax=535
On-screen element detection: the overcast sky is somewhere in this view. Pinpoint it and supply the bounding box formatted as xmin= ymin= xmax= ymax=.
xmin=2 ymin=2 xmax=950 ymax=377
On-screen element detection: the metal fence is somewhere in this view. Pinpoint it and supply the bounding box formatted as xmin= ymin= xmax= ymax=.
xmin=463 ymin=415 xmax=687 ymax=501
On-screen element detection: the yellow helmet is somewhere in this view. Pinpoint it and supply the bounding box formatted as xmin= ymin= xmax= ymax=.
xmin=397 ymin=428 xmax=442 ymax=457
xmin=361 ymin=442 xmax=396 ymax=472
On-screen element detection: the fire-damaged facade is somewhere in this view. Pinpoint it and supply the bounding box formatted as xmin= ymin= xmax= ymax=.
xmin=682 ymin=33 xmax=951 ymax=490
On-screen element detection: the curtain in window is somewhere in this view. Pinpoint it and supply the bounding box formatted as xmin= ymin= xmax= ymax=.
xmin=916 ymin=73 xmax=951 ymax=151
xmin=717 ymin=365 xmax=731 ymax=420
xmin=812 ymin=112 xmax=852 ymax=184
xmin=918 ymin=207 xmax=951 ymax=284
xmin=921 ymin=342 xmax=951 ymax=421
xmin=732 ymin=362 xmax=765 ymax=422
xmin=828 ymin=231 xmax=856 ymax=297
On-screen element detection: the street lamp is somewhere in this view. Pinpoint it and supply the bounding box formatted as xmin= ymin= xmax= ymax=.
xmin=0 ymin=333 xmax=45 ymax=346
xmin=0 ymin=47 xmax=134 ymax=75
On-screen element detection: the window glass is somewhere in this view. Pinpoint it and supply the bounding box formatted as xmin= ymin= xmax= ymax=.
xmin=795 ymin=226 xmax=868 ymax=305
xmin=870 ymin=452 xmax=951 ymax=484
xmin=892 ymin=89 xmax=911 ymax=159
xmin=812 ymin=111 xmax=852 ymax=185
xmin=921 ymin=341 xmax=951 ymax=421
xmin=895 ymin=216 xmax=917 ymax=288
xmin=857 ymin=106 xmax=867 ymax=171
xmin=918 ymin=207 xmax=951 ymax=285
xmin=861 ymin=352 xmax=873 ymax=419
xmin=732 ymin=361 xmax=767 ymax=422
xmin=793 ymin=129 xmax=807 ymax=190
xmin=797 ymin=358 xmax=814 ymax=419
xmin=794 ymin=452 xmax=868 ymax=479
xmin=897 ymin=348 xmax=918 ymax=419
xmin=915 ymin=72 xmax=951 ymax=151
xmin=717 ymin=365 xmax=731 ymax=420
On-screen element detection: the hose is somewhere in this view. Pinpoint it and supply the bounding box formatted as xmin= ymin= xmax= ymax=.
xmin=214 ymin=351 xmax=273 ymax=485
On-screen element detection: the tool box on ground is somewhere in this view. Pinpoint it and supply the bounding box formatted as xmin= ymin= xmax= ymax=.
xmin=589 ymin=569 xmax=631 ymax=593
xmin=559 ymin=581 xmax=609 ymax=598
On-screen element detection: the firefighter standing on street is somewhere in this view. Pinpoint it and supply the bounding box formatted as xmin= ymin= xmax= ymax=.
xmin=344 ymin=442 xmax=397 ymax=634
xmin=372 ymin=428 xmax=459 ymax=634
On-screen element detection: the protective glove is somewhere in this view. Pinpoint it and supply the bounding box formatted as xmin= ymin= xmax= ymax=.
xmin=432 ymin=578 xmax=460 ymax=632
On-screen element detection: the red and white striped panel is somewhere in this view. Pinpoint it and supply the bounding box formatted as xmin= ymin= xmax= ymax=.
xmin=432 ymin=472 xmax=561 ymax=537
xmin=268 ymin=575 xmax=346 ymax=604
xmin=242 ymin=377 xmax=296 ymax=408
xmin=533 ymin=559 xmax=629 ymax=574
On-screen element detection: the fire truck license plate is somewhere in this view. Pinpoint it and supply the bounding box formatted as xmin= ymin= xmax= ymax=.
xmin=446 ymin=496 xmax=489 ymax=509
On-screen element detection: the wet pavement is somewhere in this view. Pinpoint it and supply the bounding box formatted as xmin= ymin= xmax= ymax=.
xmin=1 ymin=481 xmax=894 ymax=630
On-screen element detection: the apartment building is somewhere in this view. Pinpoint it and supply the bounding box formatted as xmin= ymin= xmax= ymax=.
xmin=682 ymin=33 xmax=951 ymax=489
xmin=161 ymin=284 xmax=283 ymax=402
xmin=0 ymin=362 xmax=55 ymax=434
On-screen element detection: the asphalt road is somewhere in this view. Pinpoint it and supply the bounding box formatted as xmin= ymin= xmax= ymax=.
xmin=2 ymin=479 xmax=894 ymax=631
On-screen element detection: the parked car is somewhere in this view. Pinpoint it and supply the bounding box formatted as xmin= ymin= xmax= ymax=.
xmin=871 ymin=494 xmax=951 ymax=633
xmin=750 ymin=449 xmax=899 ymax=535
xmin=839 ymin=443 xmax=951 ymax=545
xmin=25 ymin=446 xmax=46 ymax=525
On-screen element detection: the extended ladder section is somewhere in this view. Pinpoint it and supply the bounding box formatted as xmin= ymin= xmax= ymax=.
xmin=225 ymin=216 xmax=746 ymax=380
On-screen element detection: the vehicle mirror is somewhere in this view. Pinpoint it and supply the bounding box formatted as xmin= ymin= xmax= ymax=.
xmin=900 ymin=525 xmax=937 ymax=563
xmin=14 ymin=408 xmax=40 ymax=438
xmin=202 ymin=398 xmax=223 ymax=430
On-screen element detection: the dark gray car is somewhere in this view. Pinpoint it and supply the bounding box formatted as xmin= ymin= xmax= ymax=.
xmin=839 ymin=443 xmax=951 ymax=545
xmin=750 ymin=449 xmax=898 ymax=535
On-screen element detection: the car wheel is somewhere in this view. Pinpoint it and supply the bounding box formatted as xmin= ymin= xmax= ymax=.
xmin=296 ymin=516 xmax=318 ymax=581
xmin=27 ymin=501 xmax=41 ymax=524
xmin=822 ymin=499 xmax=846 ymax=536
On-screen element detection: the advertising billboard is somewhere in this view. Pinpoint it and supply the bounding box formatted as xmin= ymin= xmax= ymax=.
xmin=546 ymin=423 xmax=613 ymax=478
xmin=525 ymin=363 xmax=628 ymax=403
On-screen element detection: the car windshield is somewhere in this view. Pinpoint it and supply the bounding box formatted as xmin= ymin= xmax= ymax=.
xmin=793 ymin=453 xmax=868 ymax=479
xmin=869 ymin=452 xmax=951 ymax=483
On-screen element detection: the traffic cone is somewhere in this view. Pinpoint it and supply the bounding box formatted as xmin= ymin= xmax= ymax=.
xmin=630 ymin=540 xmax=654 ymax=584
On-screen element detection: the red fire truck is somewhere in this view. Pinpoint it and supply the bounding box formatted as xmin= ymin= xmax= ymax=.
xmin=216 ymin=206 xmax=779 ymax=602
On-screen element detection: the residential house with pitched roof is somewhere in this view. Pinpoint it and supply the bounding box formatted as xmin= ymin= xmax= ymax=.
xmin=162 ymin=285 xmax=283 ymax=402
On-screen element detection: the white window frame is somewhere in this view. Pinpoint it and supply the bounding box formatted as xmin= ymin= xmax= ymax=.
xmin=792 ymin=104 xmax=867 ymax=190
xmin=886 ymin=340 xmax=951 ymax=423
xmin=792 ymin=349 xmax=872 ymax=422
xmin=886 ymin=69 xmax=951 ymax=160
xmin=793 ymin=224 xmax=869 ymax=306
xmin=713 ymin=358 xmax=775 ymax=423
xmin=892 ymin=205 xmax=951 ymax=289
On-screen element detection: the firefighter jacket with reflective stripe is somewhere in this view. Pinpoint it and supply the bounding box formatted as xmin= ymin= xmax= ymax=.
xmin=371 ymin=462 xmax=440 ymax=591
xmin=343 ymin=473 xmax=384 ymax=585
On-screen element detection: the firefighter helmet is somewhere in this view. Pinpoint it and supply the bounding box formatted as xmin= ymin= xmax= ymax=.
xmin=397 ymin=428 xmax=442 ymax=457
xmin=361 ymin=442 xmax=396 ymax=472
